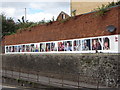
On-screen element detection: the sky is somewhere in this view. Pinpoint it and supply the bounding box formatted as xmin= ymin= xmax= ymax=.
xmin=0 ymin=0 xmax=118 ymax=22
xmin=0 ymin=1 xmax=70 ymax=22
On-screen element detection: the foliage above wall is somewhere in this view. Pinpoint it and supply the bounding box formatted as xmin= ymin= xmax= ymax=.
xmin=94 ymin=1 xmax=120 ymax=16
xmin=1 ymin=14 xmax=55 ymax=37
xmin=1 ymin=14 xmax=17 ymax=37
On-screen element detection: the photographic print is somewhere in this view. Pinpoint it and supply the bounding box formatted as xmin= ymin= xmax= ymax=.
xmin=9 ymin=46 xmax=11 ymax=52
xmin=30 ymin=44 xmax=35 ymax=52
xmin=35 ymin=43 xmax=40 ymax=52
xmin=64 ymin=41 xmax=72 ymax=51
xmin=46 ymin=43 xmax=51 ymax=52
xmin=14 ymin=46 xmax=18 ymax=52
xmin=6 ymin=46 xmax=8 ymax=53
xmin=58 ymin=42 xmax=64 ymax=51
xmin=92 ymin=38 xmax=102 ymax=50
xmin=12 ymin=46 xmax=15 ymax=52
xmin=103 ymin=37 xmax=110 ymax=50
xmin=73 ymin=40 xmax=81 ymax=51
xmin=26 ymin=45 xmax=30 ymax=52
xmin=51 ymin=42 xmax=58 ymax=51
xmin=22 ymin=45 xmax=25 ymax=52
xmin=82 ymin=39 xmax=91 ymax=51
xmin=40 ymin=43 xmax=46 ymax=52
xmin=18 ymin=46 xmax=22 ymax=52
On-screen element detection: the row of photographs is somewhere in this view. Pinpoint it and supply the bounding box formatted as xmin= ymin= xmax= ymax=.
xmin=5 ymin=37 xmax=110 ymax=53
xmin=6 ymin=37 xmax=110 ymax=53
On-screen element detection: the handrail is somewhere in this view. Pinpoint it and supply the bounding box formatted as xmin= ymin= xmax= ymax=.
xmin=2 ymin=69 xmax=109 ymax=88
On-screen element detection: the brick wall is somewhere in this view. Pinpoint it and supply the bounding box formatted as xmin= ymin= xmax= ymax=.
xmin=2 ymin=6 xmax=120 ymax=45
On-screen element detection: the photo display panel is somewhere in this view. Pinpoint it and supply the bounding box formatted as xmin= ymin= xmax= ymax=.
xmin=5 ymin=35 xmax=119 ymax=54
xmin=103 ymin=37 xmax=110 ymax=50
xmin=73 ymin=40 xmax=81 ymax=51
xmin=51 ymin=42 xmax=58 ymax=51
xmin=18 ymin=45 xmax=22 ymax=52
xmin=22 ymin=45 xmax=25 ymax=52
xmin=6 ymin=46 xmax=8 ymax=53
xmin=26 ymin=44 xmax=30 ymax=52
xmin=34 ymin=43 xmax=40 ymax=52
xmin=40 ymin=43 xmax=46 ymax=52
xmin=9 ymin=46 xmax=11 ymax=52
xmin=82 ymin=39 xmax=91 ymax=51
xmin=30 ymin=44 xmax=35 ymax=52
xmin=12 ymin=46 xmax=14 ymax=52
xmin=92 ymin=38 xmax=102 ymax=50
xmin=110 ymin=35 xmax=119 ymax=52
xmin=14 ymin=46 xmax=18 ymax=52
xmin=58 ymin=41 xmax=64 ymax=51
xmin=46 ymin=43 xmax=51 ymax=52
xmin=64 ymin=41 xmax=72 ymax=51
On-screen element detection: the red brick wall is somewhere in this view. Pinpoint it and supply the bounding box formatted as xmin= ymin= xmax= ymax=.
xmin=2 ymin=6 xmax=120 ymax=45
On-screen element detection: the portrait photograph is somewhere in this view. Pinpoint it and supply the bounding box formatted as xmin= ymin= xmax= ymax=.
xmin=46 ymin=43 xmax=51 ymax=52
xmin=18 ymin=46 xmax=22 ymax=52
xmin=14 ymin=46 xmax=18 ymax=52
xmin=40 ymin=43 xmax=46 ymax=52
xmin=8 ymin=46 xmax=11 ymax=52
xmin=6 ymin=46 xmax=8 ymax=53
xmin=51 ymin=42 xmax=58 ymax=51
xmin=35 ymin=44 xmax=40 ymax=52
xmin=82 ymin=39 xmax=91 ymax=51
xmin=30 ymin=44 xmax=35 ymax=52
xmin=92 ymin=38 xmax=102 ymax=50
xmin=58 ymin=42 xmax=64 ymax=51
xmin=64 ymin=41 xmax=72 ymax=51
xmin=103 ymin=37 xmax=110 ymax=50
xmin=26 ymin=45 xmax=30 ymax=52
xmin=22 ymin=45 xmax=25 ymax=52
xmin=12 ymin=46 xmax=15 ymax=52
xmin=73 ymin=40 xmax=81 ymax=51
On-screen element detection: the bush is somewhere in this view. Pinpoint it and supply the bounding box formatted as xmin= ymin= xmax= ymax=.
xmin=59 ymin=17 xmax=70 ymax=23
xmin=94 ymin=1 xmax=120 ymax=16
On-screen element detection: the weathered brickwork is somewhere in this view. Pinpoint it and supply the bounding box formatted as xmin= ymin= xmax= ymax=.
xmin=2 ymin=6 xmax=120 ymax=45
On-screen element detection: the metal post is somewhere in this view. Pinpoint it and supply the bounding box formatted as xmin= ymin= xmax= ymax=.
xmin=25 ymin=8 xmax=26 ymax=23
xmin=78 ymin=75 xmax=79 ymax=88
xmin=117 ymin=53 xmax=120 ymax=88
xmin=78 ymin=72 xmax=80 ymax=88
xmin=49 ymin=75 xmax=50 ymax=85
xmin=37 ymin=73 xmax=39 ymax=82
xmin=5 ymin=69 xmax=6 ymax=77
xmin=70 ymin=0 xmax=72 ymax=16
xmin=28 ymin=72 xmax=29 ymax=81
xmin=19 ymin=69 xmax=21 ymax=79
xmin=62 ymin=72 xmax=63 ymax=87
xmin=97 ymin=54 xmax=99 ymax=90
xmin=12 ymin=70 xmax=13 ymax=78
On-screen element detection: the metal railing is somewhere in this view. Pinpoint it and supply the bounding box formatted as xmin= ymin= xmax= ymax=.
xmin=2 ymin=69 xmax=108 ymax=89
